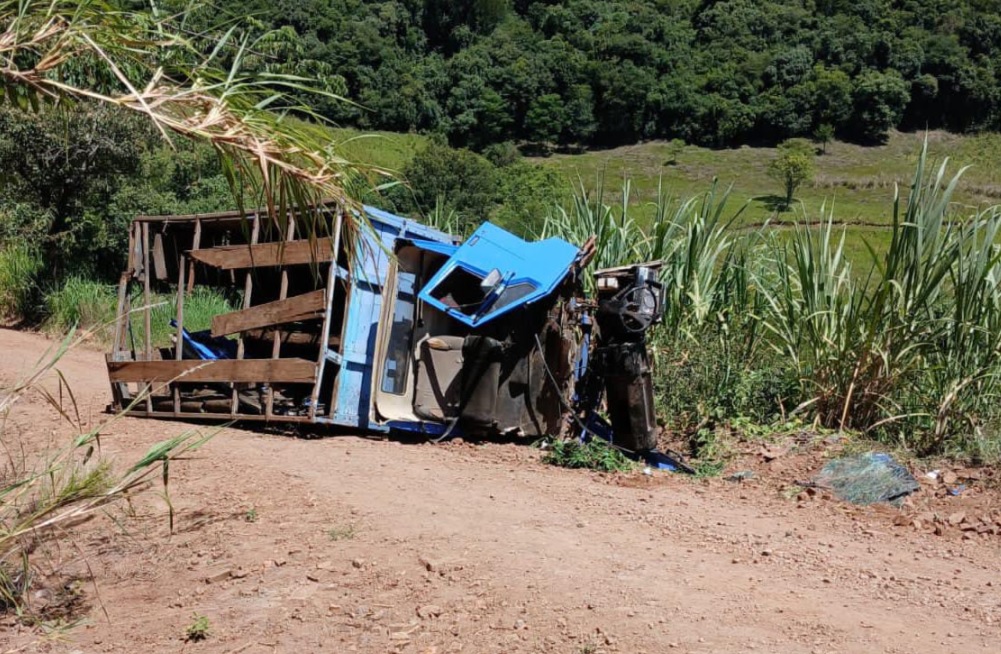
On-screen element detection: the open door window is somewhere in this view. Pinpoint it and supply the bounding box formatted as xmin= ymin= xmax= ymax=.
xmin=418 ymin=223 xmax=579 ymax=327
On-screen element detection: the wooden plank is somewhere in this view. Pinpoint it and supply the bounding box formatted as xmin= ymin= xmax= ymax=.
xmin=142 ymin=223 xmax=153 ymax=414
xmin=187 ymin=219 xmax=202 ymax=294
xmin=152 ymin=233 xmax=167 ymax=280
xmin=174 ymin=254 xmax=186 ymax=415
xmin=312 ymin=211 xmax=344 ymax=419
xmin=232 ymin=215 xmax=262 ymax=413
xmin=134 ymin=198 xmax=338 ymax=224
xmin=211 ymin=289 xmax=326 ymax=337
xmin=142 ymin=223 xmax=152 ymax=361
xmin=244 ymin=328 xmax=338 ymax=347
xmin=120 ymin=409 xmax=318 ymax=424
xmin=267 ymin=218 xmax=298 ymax=418
xmin=107 ymin=358 xmax=318 ymax=384
xmin=189 ymin=237 xmax=334 ymax=270
xmin=111 ymin=272 xmax=131 ymax=362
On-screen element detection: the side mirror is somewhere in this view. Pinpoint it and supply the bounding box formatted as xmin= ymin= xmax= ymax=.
xmin=480 ymin=268 xmax=503 ymax=293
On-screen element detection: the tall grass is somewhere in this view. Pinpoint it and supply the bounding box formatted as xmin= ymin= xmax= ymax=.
xmin=541 ymin=174 xmax=644 ymax=292
xmin=0 ymin=245 xmax=43 ymax=321
xmin=43 ymin=277 xmax=117 ymax=336
xmin=549 ymin=143 xmax=1001 ymax=460
xmin=43 ymin=278 xmax=233 ymax=347
xmin=759 ymin=144 xmax=1001 ymax=456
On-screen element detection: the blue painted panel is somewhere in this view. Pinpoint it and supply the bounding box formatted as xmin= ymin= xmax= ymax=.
xmin=417 ymin=222 xmax=579 ymax=327
xmin=329 ymin=207 xmax=454 ymax=429
xmin=406 ymin=238 xmax=459 ymax=258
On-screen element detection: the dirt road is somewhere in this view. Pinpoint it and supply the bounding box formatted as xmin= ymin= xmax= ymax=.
xmin=2 ymin=328 xmax=999 ymax=653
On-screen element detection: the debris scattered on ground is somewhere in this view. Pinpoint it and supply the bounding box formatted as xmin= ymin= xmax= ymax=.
xmin=811 ymin=452 xmax=919 ymax=505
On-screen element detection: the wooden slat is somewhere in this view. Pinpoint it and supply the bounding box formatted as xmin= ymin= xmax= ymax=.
xmin=232 ymin=216 xmax=262 ymax=413
xmin=187 ymin=218 xmax=202 ymax=294
xmin=142 ymin=223 xmax=153 ymax=414
xmin=174 ymin=254 xmax=186 ymax=415
xmin=107 ymin=358 xmax=318 ymax=384
xmin=120 ymin=409 xmax=318 ymax=424
xmin=312 ymin=212 xmax=344 ymax=419
xmin=152 ymin=233 xmax=168 ymax=280
xmin=189 ymin=237 xmax=334 ymax=270
xmin=211 ymin=289 xmax=326 ymax=337
xmin=267 ymin=218 xmax=298 ymax=418
xmin=243 ymin=328 xmax=338 ymax=346
xmin=142 ymin=223 xmax=152 ymax=361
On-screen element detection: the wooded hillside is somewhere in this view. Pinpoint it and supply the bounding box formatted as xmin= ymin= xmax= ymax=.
xmin=200 ymin=0 xmax=1001 ymax=149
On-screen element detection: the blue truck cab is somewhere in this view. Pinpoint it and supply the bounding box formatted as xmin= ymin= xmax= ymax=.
xmin=105 ymin=204 xmax=588 ymax=441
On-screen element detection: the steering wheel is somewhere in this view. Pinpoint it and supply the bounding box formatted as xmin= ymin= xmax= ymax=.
xmin=617 ymin=285 xmax=658 ymax=334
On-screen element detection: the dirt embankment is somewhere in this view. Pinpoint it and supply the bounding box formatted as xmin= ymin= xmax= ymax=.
xmin=1 ymin=327 xmax=999 ymax=654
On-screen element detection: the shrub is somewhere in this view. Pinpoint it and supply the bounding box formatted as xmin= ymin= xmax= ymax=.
xmin=652 ymin=326 xmax=797 ymax=433
xmin=185 ymin=614 xmax=211 ymax=641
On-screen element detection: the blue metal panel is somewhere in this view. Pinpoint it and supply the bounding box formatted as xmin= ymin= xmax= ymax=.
xmin=417 ymin=222 xmax=579 ymax=327
xmin=406 ymin=237 xmax=459 ymax=257
xmin=328 ymin=207 xmax=454 ymax=429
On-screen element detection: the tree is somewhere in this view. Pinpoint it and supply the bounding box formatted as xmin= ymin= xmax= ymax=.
xmin=810 ymin=65 xmax=853 ymax=129
xmin=0 ymin=106 xmax=151 ymax=275
xmin=664 ymin=139 xmax=685 ymax=166
xmin=525 ymin=94 xmax=567 ymax=146
xmin=849 ymin=69 xmax=910 ymax=143
xmin=401 ymin=142 xmax=499 ymax=232
xmin=768 ymin=139 xmax=815 ymax=207
xmin=814 ymin=123 xmax=835 ymax=154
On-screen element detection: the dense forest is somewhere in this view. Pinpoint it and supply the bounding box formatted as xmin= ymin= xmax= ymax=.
xmin=195 ymin=0 xmax=1001 ymax=149
xmin=6 ymin=0 xmax=1001 ymax=283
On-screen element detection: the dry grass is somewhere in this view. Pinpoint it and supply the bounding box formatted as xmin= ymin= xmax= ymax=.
xmin=0 ymin=329 xmax=215 ymax=621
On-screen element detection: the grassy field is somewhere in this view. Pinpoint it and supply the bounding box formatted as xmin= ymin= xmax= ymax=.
xmin=327 ymin=128 xmax=1000 ymax=263
xmin=332 ymin=128 xmax=1001 ymax=224
xmin=535 ymin=131 xmax=1001 ymax=228
xmin=328 ymin=128 xmax=430 ymax=174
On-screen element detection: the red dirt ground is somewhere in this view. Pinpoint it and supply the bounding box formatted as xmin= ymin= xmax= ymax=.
xmin=1 ymin=327 xmax=1000 ymax=653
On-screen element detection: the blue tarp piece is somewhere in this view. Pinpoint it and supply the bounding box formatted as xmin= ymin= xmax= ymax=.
xmin=418 ymin=222 xmax=579 ymax=327
xmin=813 ymin=452 xmax=919 ymax=505
xmin=169 ymin=319 xmax=235 ymax=360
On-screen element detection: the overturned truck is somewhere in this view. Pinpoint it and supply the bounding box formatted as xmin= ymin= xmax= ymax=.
xmin=106 ymin=204 xmax=664 ymax=452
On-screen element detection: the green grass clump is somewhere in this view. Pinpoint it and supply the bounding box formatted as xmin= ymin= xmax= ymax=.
xmin=185 ymin=613 xmax=211 ymax=641
xmin=543 ymin=439 xmax=633 ymax=473
xmin=132 ymin=286 xmax=235 ymax=349
xmin=327 ymin=524 xmax=357 ymax=541
xmin=0 ymin=244 xmax=43 ymax=320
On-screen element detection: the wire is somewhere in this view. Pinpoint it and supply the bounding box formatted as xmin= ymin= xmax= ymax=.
xmin=533 ymin=333 xmax=600 ymax=443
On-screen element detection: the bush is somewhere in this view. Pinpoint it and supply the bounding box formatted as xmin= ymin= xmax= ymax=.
xmin=400 ymin=141 xmax=499 ymax=232
xmin=652 ymin=325 xmax=797 ymax=433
